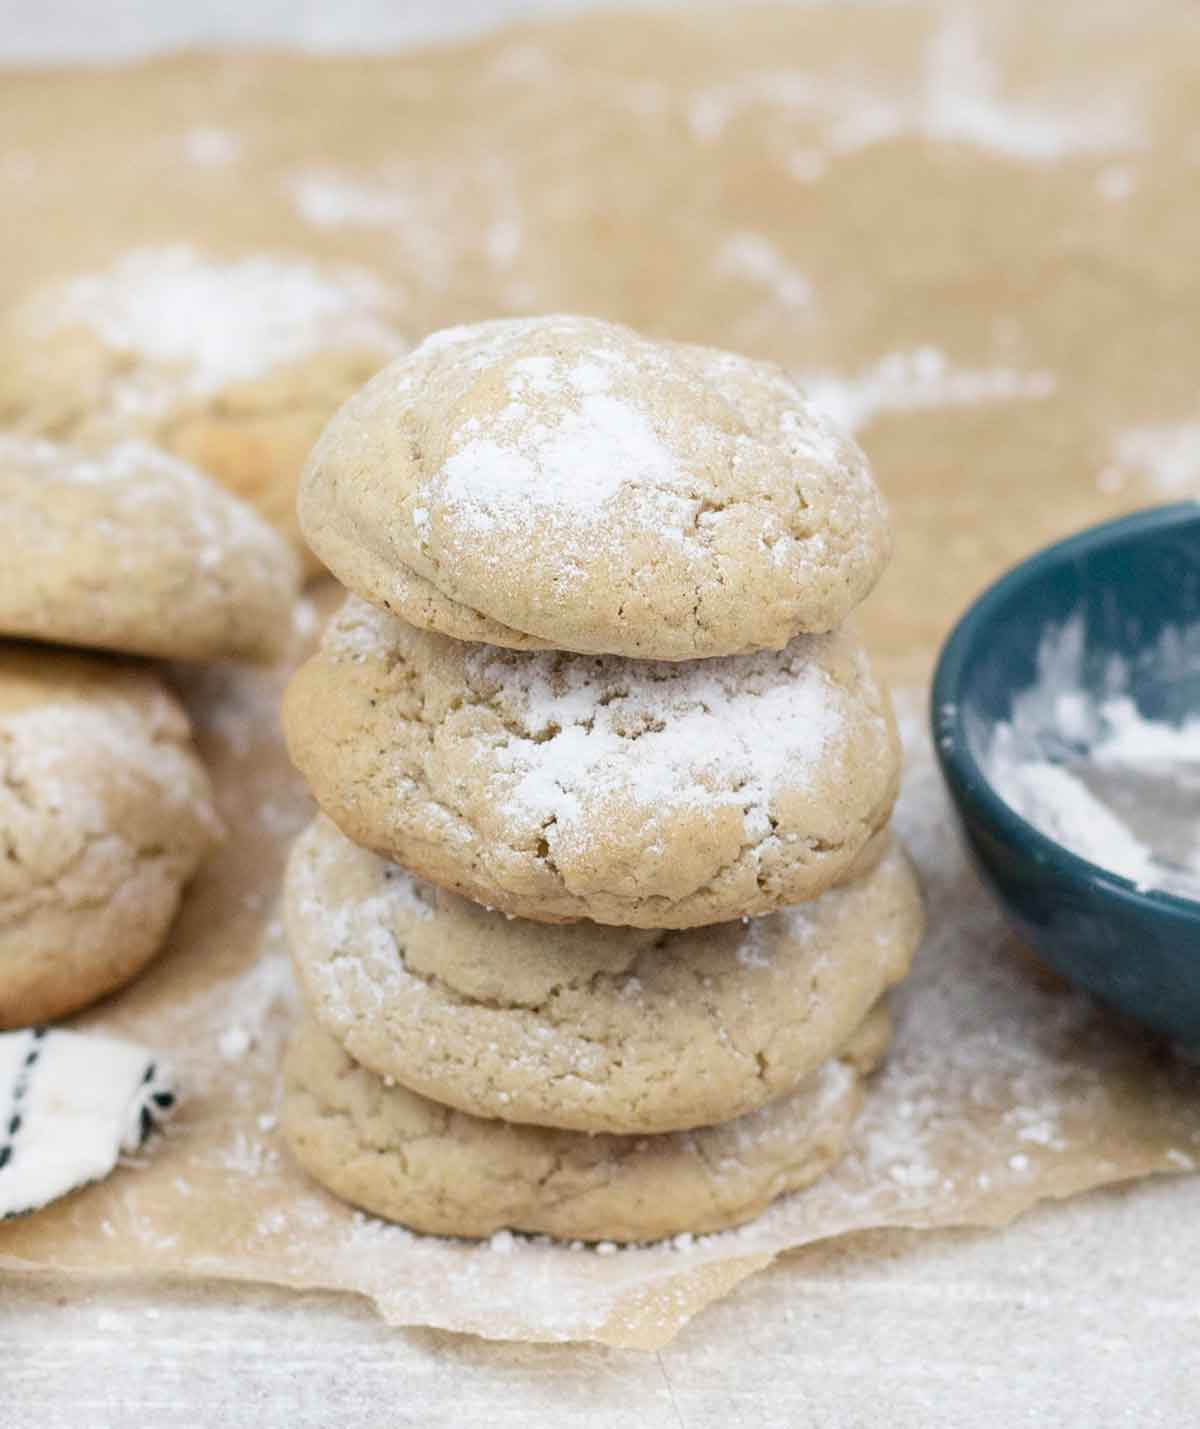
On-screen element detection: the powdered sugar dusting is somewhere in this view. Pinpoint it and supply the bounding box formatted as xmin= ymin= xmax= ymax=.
xmin=183 ymin=128 xmax=240 ymax=167
xmin=1112 ymin=423 xmax=1200 ymax=497
xmin=0 ymin=698 xmax=220 ymax=843
xmin=716 ymin=232 xmax=812 ymax=309
xmin=21 ymin=246 xmax=403 ymax=411
xmin=475 ymin=639 xmax=843 ymax=856
xmin=3 ymin=435 xmax=297 ymax=591
xmin=993 ymin=758 xmax=1162 ymax=888
xmin=984 ymin=616 xmax=1200 ymax=897
xmin=918 ymin=11 xmax=1143 ymax=161
xmin=801 ymin=348 xmax=1057 ymax=434
xmin=286 ymin=169 xmax=413 ymax=230
xmin=442 ymin=391 xmax=680 ymax=533
xmin=436 ymin=333 xmax=684 ymax=538
xmin=396 ymin=316 xmax=878 ymax=623
xmin=688 ymin=12 xmax=1142 ymax=162
xmin=281 ymin=166 xmax=468 ymax=294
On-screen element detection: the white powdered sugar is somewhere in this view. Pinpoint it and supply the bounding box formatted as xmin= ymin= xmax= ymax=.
xmin=299 ymin=871 xmax=433 ymax=990
xmin=4 ymin=435 xmax=293 ymax=579
xmin=800 ymin=348 xmax=1057 ymax=435
xmin=984 ymin=616 xmax=1200 ymax=897
xmin=426 ymin=334 xmax=705 ymax=565
xmin=21 ymin=246 xmax=403 ymax=408
xmin=413 ymin=318 xmax=859 ymax=595
xmin=466 ymin=637 xmax=845 ymax=849
xmin=688 ymin=11 xmax=1142 ymax=162
xmin=285 ymin=169 xmax=414 ymax=229
xmin=281 ymin=165 xmax=471 ymax=294
xmin=716 ymin=232 xmax=812 ymax=309
xmin=994 ymin=757 xmax=1161 ymax=887
xmin=183 ymin=127 xmax=241 ymax=167
xmin=916 ymin=11 xmax=1143 ymax=161
xmin=1111 ymin=423 xmax=1200 ymax=497
xmin=442 ymin=393 xmax=680 ymax=533
xmin=0 ymin=699 xmax=214 ymax=831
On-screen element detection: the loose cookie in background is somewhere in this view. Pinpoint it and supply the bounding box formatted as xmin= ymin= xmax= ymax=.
xmin=0 ymin=436 xmax=299 ymax=664
xmin=0 ymin=646 xmax=223 ymax=1030
xmin=286 ymin=816 xmax=924 ymax=1134
xmin=283 ymin=596 xmax=900 ymax=928
xmin=0 ymin=247 xmax=406 ymax=570
xmin=282 ymin=1005 xmax=891 ymax=1244
xmin=299 ymin=314 xmax=890 ymax=660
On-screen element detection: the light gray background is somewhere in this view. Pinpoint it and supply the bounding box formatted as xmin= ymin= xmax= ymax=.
xmin=1 ymin=0 xmax=671 ymax=62
xmin=1 ymin=3 xmax=1196 ymax=1424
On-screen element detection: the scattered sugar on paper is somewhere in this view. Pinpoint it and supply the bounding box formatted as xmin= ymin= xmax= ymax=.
xmin=688 ymin=11 xmax=1142 ymax=161
xmin=183 ymin=127 xmax=241 ymax=167
xmin=1112 ymin=423 xmax=1200 ymax=498
xmin=800 ymin=347 xmax=1056 ymax=435
xmin=716 ymin=232 xmax=812 ymax=308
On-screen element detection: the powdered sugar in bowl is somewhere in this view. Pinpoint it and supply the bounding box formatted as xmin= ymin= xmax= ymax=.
xmin=932 ymin=503 xmax=1200 ymax=1046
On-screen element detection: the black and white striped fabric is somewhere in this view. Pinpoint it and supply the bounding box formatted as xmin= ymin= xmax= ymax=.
xmin=0 ymin=1028 xmax=177 ymax=1219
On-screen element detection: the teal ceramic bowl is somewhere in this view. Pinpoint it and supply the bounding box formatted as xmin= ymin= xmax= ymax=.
xmin=931 ymin=503 xmax=1200 ymax=1046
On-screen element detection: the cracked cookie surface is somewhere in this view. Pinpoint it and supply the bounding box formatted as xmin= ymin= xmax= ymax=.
xmin=0 ymin=247 xmax=405 ymax=572
xmin=0 ymin=645 xmax=223 ymax=1028
xmin=0 ymin=435 xmax=300 ymax=664
xmin=283 ymin=595 xmax=901 ymax=927
xmin=286 ymin=816 xmax=923 ymax=1134
xmin=282 ymin=1004 xmax=889 ymax=1243
xmin=298 ymin=313 xmax=890 ymax=659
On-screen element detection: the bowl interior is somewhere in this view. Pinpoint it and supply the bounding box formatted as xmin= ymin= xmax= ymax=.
xmin=945 ymin=504 xmax=1200 ymax=782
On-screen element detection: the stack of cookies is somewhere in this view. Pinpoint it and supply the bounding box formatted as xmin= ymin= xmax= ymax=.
xmin=280 ymin=315 xmax=924 ymax=1244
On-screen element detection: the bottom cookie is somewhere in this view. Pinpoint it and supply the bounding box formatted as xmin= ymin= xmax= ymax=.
xmin=281 ymin=1006 xmax=890 ymax=1244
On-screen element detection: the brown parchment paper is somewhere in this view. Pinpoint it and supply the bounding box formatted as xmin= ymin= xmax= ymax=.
xmin=3 ymin=1 xmax=1200 ymax=1349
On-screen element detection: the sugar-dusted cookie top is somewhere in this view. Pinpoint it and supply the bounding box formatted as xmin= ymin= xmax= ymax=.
xmin=0 ymin=435 xmax=300 ymax=663
xmin=0 ymin=247 xmax=406 ymax=567
xmin=0 ymin=644 xmax=222 ymax=1029
xmin=299 ymin=315 xmax=890 ymax=660
xmin=283 ymin=595 xmax=901 ymax=928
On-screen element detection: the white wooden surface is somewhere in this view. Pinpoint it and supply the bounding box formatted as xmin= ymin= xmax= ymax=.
xmin=2 ymin=4 xmax=1198 ymax=1423
xmin=4 ymin=1178 xmax=1198 ymax=1426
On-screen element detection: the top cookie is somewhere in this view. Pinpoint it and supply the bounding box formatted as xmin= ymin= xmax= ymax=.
xmin=0 ymin=435 xmax=300 ymax=664
xmin=0 ymin=246 xmax=406 ymax=570
xmin=298 ymin=315 xmax=890 ymax=660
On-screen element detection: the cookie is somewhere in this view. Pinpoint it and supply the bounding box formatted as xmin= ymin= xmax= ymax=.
xmin=0 ymin=246 xmax=405 ymax=570
xmin=297 ymin=314 xmax=890 ymax=660
xmin=0 ymin=646 xmax=223 ymax=1029
xmin=0 ymin=435 xmax=300 ymax=664
xmin=286 ymin=815 xmax=923 ymax=1134
xmin=282 ymin=596 xmax=901 ymax=927
xmin=282 ymin=1005 xmax=888 ymax=1243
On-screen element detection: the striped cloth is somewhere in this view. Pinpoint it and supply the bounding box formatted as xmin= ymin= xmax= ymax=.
xmin=0 ymin=1028 xmax=177 ymax=1219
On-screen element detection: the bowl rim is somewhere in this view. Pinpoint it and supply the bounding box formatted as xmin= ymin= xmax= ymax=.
xmin=931 ymin=500 xmax=1200 ymax=922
